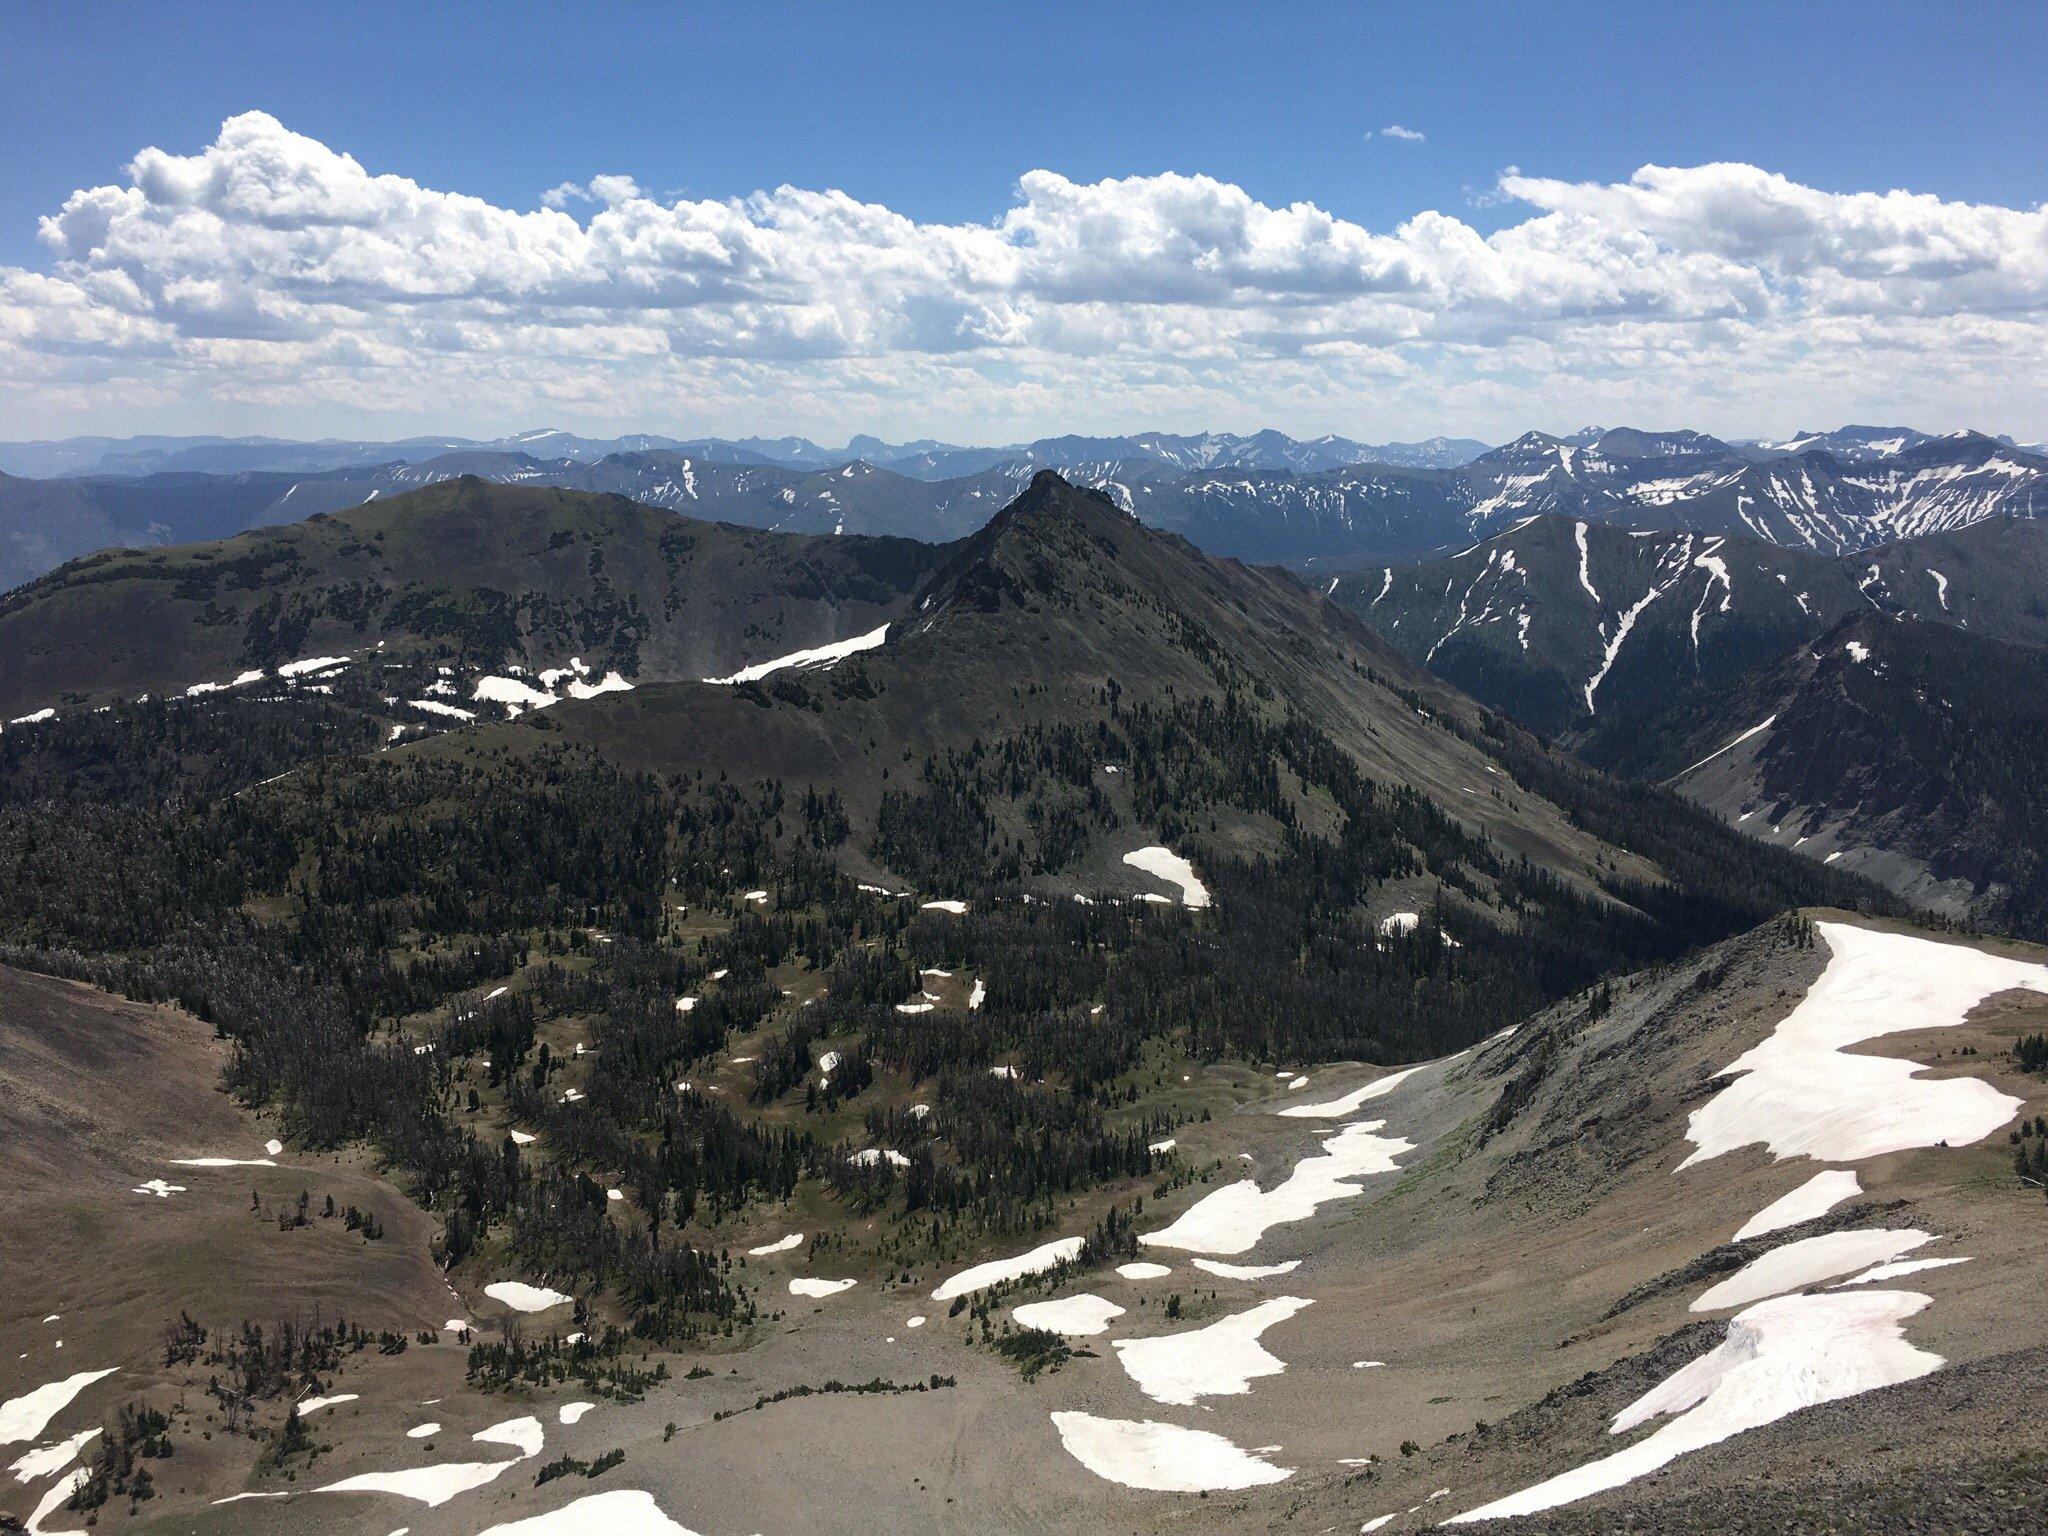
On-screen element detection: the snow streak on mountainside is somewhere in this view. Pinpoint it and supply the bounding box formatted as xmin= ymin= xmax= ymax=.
xmin=1343 ymin=514 xmax=2048 ymax=739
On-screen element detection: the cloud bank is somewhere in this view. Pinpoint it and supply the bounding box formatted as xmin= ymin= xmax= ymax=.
xmin=4 ymin=112 xmax=2046 ymax=440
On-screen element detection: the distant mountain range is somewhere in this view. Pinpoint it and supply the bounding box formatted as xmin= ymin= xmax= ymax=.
xmin=6 ymin=424 xmax=2048 ymax=594
xmin=0 ymin=427 xmax=1492 ymax=480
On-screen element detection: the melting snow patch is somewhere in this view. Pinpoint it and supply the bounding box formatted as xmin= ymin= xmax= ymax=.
xmin=131 ymin=1178 xmax=185 ymax=1198
xmin=1122 ymin=846 xmax=1211 ymax=909
xmin=1694 ymin=1230 xmax=1934 ymax=1311
xmin=1051 ymin=1412 xmax=1292 ymax=1492
xmin=408 ymin=699 xmax=476 ymax=721
xmin=476 ymin=1416 xmax=547 ymax=1457
xmin=2 ymin=1369 xmax=119 ymax=1445
xmin=1734 ymin=1170 xmax=1861 ymax=1241
xmin=920 ymin=899 xmax=968 ymax=915
xmin=557 ymin=1402 xmax=595 ymax=1425
xmin=1673 ymin=715 xmax=1777 ymax=779
xmin=27 ymin=1467 xmax=90 ymax=1532
xmin=1140 ymin=1120 xmax=1413 ymax=1255
xmin=704 ymin=624 xmax=889 ymax=684
xmin=296 ymin=1394 xmax=357 ymax=1415
xmin=509 ymin=1130 xmax=536 ymax=1145
xmin=1112 ymin=1297 xmax=1313 ymax=1406
xmin=408 ymin=1422 xmax=440 ymax=1438
xmin=468 ymin=1488 xmax=703 ymax=1535
xmin=566 ymin=672 xmax=632 ymax=700
xmin=847 ymin=1149 xmax=910 ymax=1168
xmin=473 ymin=676 xmax=556 ymax=713
xmin=484 ymin=1282 xmax=573 ymax=1313
xmin=278 ymin=655 xmax=350 ymax=677
xmin=789 ymin=1278 xmax=856 ymax=1298
xmin=1447 ymin=1291 xmax=1940 ymax=1523
xmin=1193 ymin=1258 xmax=1301 ymax=1280
xmin=1376 ymin=911 xmax=1420 ymax=938
xmin=314 ymin=1414 xmax=544 ymax=1507
xmin=748 ymin=1233 xmax=804 ymax=1256
xmin=1681 ymin=922 xmax=2042 ymax=1168
xmin=9 ymin=1427 xmax=98 ymax=1484
xmin=1278 ymin=1063 xmax=1426 ymax=1119
xmin=170 ymin=1156 xmax=276 ymax=1167
xmin=1836 ymin=1257 xmax=1972 ymax=1286
xmin=932 ymin=1235 xmax=1085 ymax=1300
xmin=1117 ymin=1262 xmax=1172 ymax=1280
xmin=1013 ymin=1294 xmax=1125 ymax=1337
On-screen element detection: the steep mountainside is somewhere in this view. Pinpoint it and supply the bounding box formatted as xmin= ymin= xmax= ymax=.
xmin=1582 ymin=614 xmax=2048 ymax=931
xmin=0 ymin=479 xmax=941 ymax=717
xmin=1343 ymin=515 xmax=2048 ymax=739
xmin=485 ymin=474 xmax=1875 ymax=945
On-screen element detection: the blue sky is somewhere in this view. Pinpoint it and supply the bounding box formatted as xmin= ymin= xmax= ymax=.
xmin=8 ymin=0 xmax=2042 ymax=257
xmin=4 ymin=1 xmax=2047 ymax=441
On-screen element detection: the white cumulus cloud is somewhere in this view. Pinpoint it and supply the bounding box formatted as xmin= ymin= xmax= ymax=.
xmin=1376 ymin=125 xmax=1426 ymax=142
xmin=4 ymin=112 xmax=2046 ymax=441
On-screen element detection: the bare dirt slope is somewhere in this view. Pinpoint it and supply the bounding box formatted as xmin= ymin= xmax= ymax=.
xmin=0 ymin=966 xmax=454 ymax=1530
xmin=13 ymin=911 xmax=2048 ymax=1536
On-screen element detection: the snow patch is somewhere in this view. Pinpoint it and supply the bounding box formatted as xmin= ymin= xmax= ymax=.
xmin=1 ymin=1370 xmax=119 ymax=1446
xmin=469 ymin=1490 xmax=703 ymax=1536
xmin=1112 ymin=1297 xmax=1312 ymax=1405
xmin=484 ymin=1282 xmax=573 ymax=1313
xmin=1122 ymin=846 xmax=1211 ymax=909
xmin=9 ymin=1427 xmax=98 ymax=1484
xmin=1013 ymin=1294 xmax=1125 ymax=1336
xmin=704 ymin=624 xmax=888 ymax=685
xmin=1277 ymin=1063 xmax=1426 ymax=1119
xmin=933 ymin=1236 xmax=1085 ymax=1300
xmin=1050 ymin=1412 xmax=1293 ymax=1492
xmin=1681 ymin=922 xmax=2041 ymax=1168
xmin=1192 ymin=1258 xmax=1301 ymax=1280
xmin=1448 ymin=1291 xmax=1940 ymax=1524
xmin=1734 ymin=1170 xmax=1861 ymax=1241
xmin=1693 ymin=1229 xmax=1934 ymax=1311
xmin=1141 ymin=1120 xmax=1412 ymax=1255
xmin=789 ymin=1278 xmax=856 ymax=1298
